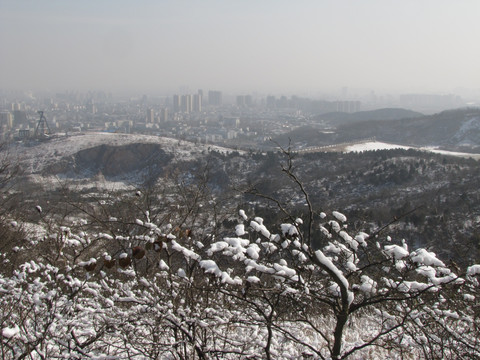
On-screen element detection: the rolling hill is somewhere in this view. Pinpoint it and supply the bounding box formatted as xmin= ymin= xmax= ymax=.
xmin=315 ymin=107 xmax=423 ymax=126
xmin=277 ymin=108 xmax=480 ymax=152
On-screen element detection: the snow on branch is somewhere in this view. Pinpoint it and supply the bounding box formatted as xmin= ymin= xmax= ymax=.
xmin=332 ymin=211 xmax=347 ymax=223
xmin=171 ymin=240 xmax=201 ymax=261
xmin=314 ymin=249 xmax=354 ymax=305
xmin=250 ymin=218 xmax=272 ymax=239
xmin=467 ymin=264 xmax=480 ymax=276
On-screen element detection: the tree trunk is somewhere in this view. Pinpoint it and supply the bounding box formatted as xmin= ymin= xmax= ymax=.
xmin=265 ymin=321 xmax=272 ymax=360
xmin=332 ymin=310 xmax=349 ymax=360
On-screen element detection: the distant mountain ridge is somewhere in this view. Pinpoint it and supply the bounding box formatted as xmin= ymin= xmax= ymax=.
xmin=336 ymin=108 xmax=480 ymax=151
xmin=277 ymin=108 xmax=480 ymax=152
xmin=315 ymin=108 xmax=424 ymax=126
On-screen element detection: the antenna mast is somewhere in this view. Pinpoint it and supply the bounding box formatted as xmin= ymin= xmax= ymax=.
xmin=34 ymin=111 xmax=52 ymax=138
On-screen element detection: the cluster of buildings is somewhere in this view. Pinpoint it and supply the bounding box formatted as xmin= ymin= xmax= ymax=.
xmin=1 ymin=87 xmax=470 ymax=147
xmin=0 ymin=90 xmax=310 ymax=146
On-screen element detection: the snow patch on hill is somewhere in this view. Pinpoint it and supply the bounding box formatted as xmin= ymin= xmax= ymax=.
xmin=345 ymin=141 xmax=480 ymax=159
xmin=345 ymin=142 xmax=410 ymax=152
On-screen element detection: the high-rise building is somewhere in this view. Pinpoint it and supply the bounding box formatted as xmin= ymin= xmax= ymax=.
xmin=334 ymin=100 xmax=361 ymax=113
xmin=181 ymin=94 xmax=192 ymax=113
xmin=172 ymin=95 xmax=181 ymax=113
xmin=0 ymin=112 xmax=13 ymax=129
xmin=12 ymin=110 xmax=28 ymax=125
xmin=11 ymin=103 xmax=22 ymax=111
xmin=146 ymin=108 xmax=155 ymax=123
xmin=193 ymin=94 xmax=202 ymax=112
xmin=208 ymin=91 xmax=222 ymax=106
xmin=236 ymin=95 xmax=245 ymax=107
xmin=278 ymin=96 xmax=288 ymax=108
xmin=174 ymin=93 xmax=203 ymax=113
xmin=160 ymin=108 xmax=168 ymax=122
xmin=266 ymin=96 xmax=276 ymax=109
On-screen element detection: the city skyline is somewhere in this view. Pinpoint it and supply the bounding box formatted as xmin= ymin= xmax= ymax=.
xmin=1 ymin=1 xmax=480 ymax=97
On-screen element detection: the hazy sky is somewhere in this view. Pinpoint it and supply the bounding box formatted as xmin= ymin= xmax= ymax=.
xmin=1 ymin=0 xmax=479 ymax=95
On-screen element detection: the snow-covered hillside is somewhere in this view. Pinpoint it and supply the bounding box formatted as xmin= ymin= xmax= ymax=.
xmin=11 ymin=132 xmax=238 ymax=174
xmin=12 ymin=132 xmax=480 ymax=177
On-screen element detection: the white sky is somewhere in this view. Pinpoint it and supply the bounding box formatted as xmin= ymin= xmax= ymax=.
xmin=1 ymin=0 xmax=479 ymax=95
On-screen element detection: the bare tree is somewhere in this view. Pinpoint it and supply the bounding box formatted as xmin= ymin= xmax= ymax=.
xmin=1 ymin=146 xmax=479 ymax=359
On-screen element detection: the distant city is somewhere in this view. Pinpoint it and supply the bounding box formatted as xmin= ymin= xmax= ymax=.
xmin=0 ymin=88 xmax=471 ymax=149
